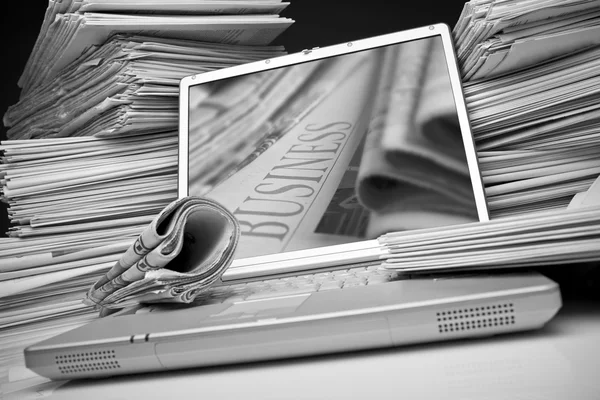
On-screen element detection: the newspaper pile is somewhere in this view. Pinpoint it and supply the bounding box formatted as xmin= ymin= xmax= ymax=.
xmin=5 ymin=35 xmax=288 ymax=140
xmin=455 ymin=0 xmax=600 ymax=218
xmin=1 ymin=134 xmax=177 ymax=239
xmin=2 ymin=0 xmax=600 ymax=386
xmin=16 ymin=0 xmax=292 ymax=97
xmin=381 ymin=205 xmax=600 ymax=272
xmin=454 ymin=0 xmax=600 ymax=81
xmin=0 ymin=0 xmax=290 ymax=380
xmin=382 ymin=171 xmax=600 ymax=272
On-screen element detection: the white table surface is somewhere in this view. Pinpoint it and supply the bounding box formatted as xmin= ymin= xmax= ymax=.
xmin=3 ymin=299 xmax=600 ymax=400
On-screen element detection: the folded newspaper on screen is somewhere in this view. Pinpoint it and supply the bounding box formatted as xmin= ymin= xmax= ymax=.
xmin=84 ymin=196 xmax=240 ymax=314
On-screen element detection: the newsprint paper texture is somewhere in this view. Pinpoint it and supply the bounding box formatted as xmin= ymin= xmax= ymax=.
xmin=189 ymin=36 xmax=479 ymax=259
xmin=84 ymin=196 xmax=240 ymax=313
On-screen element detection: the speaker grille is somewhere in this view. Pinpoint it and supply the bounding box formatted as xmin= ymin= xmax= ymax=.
xmin=437 ymin=303 xmax=515 ymax=334
xmin=55 ymin=349 xmax=121 ymax=375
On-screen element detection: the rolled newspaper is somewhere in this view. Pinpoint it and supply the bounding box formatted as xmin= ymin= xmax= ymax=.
xmin=84 ymin=196 xmax=240 ymax=315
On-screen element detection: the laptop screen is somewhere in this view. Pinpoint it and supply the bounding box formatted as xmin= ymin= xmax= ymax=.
xmin=185 ymin=30 xmax=487 ymax=259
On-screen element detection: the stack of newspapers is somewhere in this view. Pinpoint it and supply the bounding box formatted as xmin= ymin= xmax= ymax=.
xmin=1 ymin=0 xmax=600 ymax=388
xmin=454 ymin=0 xmax=600 ymax=217
xmin=0 ymin=0 xmax=291 ymax=380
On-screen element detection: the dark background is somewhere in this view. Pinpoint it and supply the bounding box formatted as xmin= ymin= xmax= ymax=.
xmin=0 ymin=1 xmax=466 ymax=235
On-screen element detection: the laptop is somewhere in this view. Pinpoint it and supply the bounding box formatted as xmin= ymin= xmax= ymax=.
xmin=24 ymin=24 xmax=562 ymax=380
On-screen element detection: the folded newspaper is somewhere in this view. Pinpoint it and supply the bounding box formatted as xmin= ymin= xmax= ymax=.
xmin=84 ymin=196 xmax=240 ymax=315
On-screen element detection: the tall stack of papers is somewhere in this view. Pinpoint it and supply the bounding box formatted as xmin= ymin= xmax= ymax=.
xmin=455 ymin=0 xmax=600 ymax=217
xmin=4 ymin=34 xmax=284 ymax=139
xmin=0 ymin=134 xmax=177 ymax=239
xmin=17 ymin=0 xmax=292 ymax=96
xmin=4 ymin=7 xmax=290 ymax=138
xmin=382 ymin=204 xmax=600 ymax=272
xmin=0 ymin=0 xmax=291 ymax=381
xmin=454 ymin=0 xmax=600 ymax=81
xmin=3 ymin=0 xmax=600 ymax=387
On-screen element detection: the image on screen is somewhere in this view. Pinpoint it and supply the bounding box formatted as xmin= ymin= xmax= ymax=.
xmin=188 ymin=35 xmax=479 ymax=259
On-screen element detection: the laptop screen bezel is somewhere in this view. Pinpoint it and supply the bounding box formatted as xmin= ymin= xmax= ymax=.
xmin=178 ymin=23 xmax=489 ymax=276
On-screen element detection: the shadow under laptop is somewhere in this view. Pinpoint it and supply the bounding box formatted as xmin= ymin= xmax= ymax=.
xmin=42 ymin=302 xmax=600 ymax=400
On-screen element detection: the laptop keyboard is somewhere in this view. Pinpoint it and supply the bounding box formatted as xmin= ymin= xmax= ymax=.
xmin=191 ymin=264 xmax=404 ymax=306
